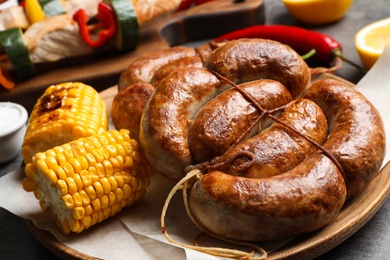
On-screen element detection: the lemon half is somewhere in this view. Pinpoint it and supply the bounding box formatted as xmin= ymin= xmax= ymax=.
xmin=282 ymin=0 xmax=354 ymax=25
xmin=355 ymin=18 xmax=390 ymax=70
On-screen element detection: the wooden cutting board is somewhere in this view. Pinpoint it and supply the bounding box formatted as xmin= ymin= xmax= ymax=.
xmin=24 ymin=73 xmax=390 ymax=259
xmin=0 ymin=0 xmax=265 ymax=113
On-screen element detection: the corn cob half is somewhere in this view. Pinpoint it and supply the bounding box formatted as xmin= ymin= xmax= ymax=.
xmin=22 ymin=82 xmax=108 ymax=164
xmin=22 ymin=129 xmax=151 ymax=234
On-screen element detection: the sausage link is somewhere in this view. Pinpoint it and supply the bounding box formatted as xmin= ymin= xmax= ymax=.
xmin=140 ymin=67 xmax=227 ymax=180
xmin=206 ymin=99 xmax=328 ymax=178
xmin=189 ymin=78 xmax=385 ymax=242
xmin=151 ymin=56 xmax=203 ymax=84
xmin=111 ymin=82 xmax=154 ymax=141
xmin=118 ymin=46 xmax=197 ymax=90
xmin=205 ymin=38 xmax=311 ymax=99
xmin=190 ymin=154 xmax=346 ymax=242
xmin=141 ymin=39 xmax=311 ymax=180
xmin=303 ymin=78 xmax=386 ymax=197
xmin=188 ymin=79 xmax=293 ymax=163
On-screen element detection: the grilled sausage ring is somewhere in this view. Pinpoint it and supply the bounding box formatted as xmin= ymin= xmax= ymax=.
xmin=189 ymin=78 xmax=385 ymax=242
xmin=139 ymin=38 xmax=385 ymax=243
xmin=140 ymin=39 xmax=312 ymax=180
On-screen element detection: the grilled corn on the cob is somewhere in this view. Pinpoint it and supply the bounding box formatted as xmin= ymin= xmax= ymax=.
xmin=22 ymin=129 xmax=151 ymax=234
xmin=22 ymin=82 xmax=108 ymax=164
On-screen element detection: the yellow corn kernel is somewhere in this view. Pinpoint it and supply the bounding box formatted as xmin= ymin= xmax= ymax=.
xmin=107 ymin=176 xmax=118 ymax=191
xmin=56 ymin=179 xmax=68 ymax=196
xmin=65 ymin=177 xmax=77 ymax=194
xmin=22 ymin=129 xmax=151 ymax=234
xmin=100 ymin=177 xmax=111 ymax=195
xmin=72 ymin=206 xmax=85 ymax=219
xmin=84 ymin=205 xmax=93 ymax=216
xmin=79 ymin=190 xmax=90 ymax=206
xmin=60 ymin=161 xmax=75 ymax=177
xmin=72 ymin=192 xmax=83 ymax=207
xmin=91 ymin=198 xmax=101 ymax=211
xmin=80 ymin=170 xmax=92 ymax=187
xmin=108 ymin=191 xmax=116 ymax=205
xmin=22 ymin=82 xmax=108 ymax=164
xmin=100 ymin=195 xmax=109 ymax=209
xmin=62 ymin=194 xmax=74 ymax=209
xmin=81 ymin=215 xmax=92 ymax=228
xmin=102 ymin=160 xmax=114 ymax=176
xmin=113 ymin=173 xmax=125 ymax=187
xmin=84 ymin=185 xmax=97 ymax=200
xmin=72 ymin=174 xmax=83 ymax=190
xmin=115 ymin=187 xmax=124 ymax=202
xmin=92 ymin=181 xmax=104 ymax=198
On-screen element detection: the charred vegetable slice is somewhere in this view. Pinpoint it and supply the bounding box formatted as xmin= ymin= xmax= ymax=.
xmin=0 ymin=27 xmax=36 ymax=79
xmin=103 ymin=0 xmax=140 ymax=51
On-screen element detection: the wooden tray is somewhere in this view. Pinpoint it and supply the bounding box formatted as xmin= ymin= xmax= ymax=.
xmin=0 ymin=0 xmax=265 ymax=113
xmin=25 ymin=73 xmax=390 ymax=259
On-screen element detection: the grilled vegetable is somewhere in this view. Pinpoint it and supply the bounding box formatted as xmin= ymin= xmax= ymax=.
xmin=24 ymin=0 xmax=46 ymax=24
xmin=21 ymin=82 xmax=108 ymax=164
xmin=0 ymin=27 xmax=36 ymax=79
xmin=73 ymin=2 xmax=117 ymax=48
xmin=103 ymin=0 xmax=140 ymax=51
xmin=22 ymin=129 xmax=151 ymax=234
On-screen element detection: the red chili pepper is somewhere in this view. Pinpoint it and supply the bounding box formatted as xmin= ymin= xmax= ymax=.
xmin=72 ymin=2 xmax=117 ymax=48
xmin=215 ymin=24 xmax=364 ymax=71
xmin=176 ymin=0 xmax=193 ymax=11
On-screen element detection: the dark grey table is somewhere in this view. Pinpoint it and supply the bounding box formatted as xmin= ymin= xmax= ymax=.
xmin=1 ymin=0 xmax=390 ymax=259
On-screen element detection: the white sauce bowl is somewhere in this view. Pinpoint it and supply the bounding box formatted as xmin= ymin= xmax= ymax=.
xmin=0 ymin=102 xmax=28 ymax=164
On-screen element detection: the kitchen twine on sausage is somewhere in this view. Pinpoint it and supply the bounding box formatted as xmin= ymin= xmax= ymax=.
xmin=160 ymin=168 xmax=268 ymax=260
xmin=160 ymin=70 xmax=347 ymax=259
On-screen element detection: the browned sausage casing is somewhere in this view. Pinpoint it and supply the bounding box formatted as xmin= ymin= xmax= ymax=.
xmin=118 ymin=46 xmax=198 ymax=90
xmin=140 ymin=39 xmax=311 ymax=180
xmin=303 ymin=78 xmax=386 ymax=197
xmin=189 ymin=78 xmax=385 ymax=242
xmin=206 ymin=99 xmax=328 ymax=178
xmin=205 ymin=38 xmax=311 ymax=99
xmin=111 ymin=82 xmax=154 ymax=141
xmin=188 ymin=79 xmax=293 ymax=163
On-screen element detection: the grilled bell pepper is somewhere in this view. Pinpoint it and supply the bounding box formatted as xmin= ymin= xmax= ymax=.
xmin=73 ymin=2 xmax=117 ymax=48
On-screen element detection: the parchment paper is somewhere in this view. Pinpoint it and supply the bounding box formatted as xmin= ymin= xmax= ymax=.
xmin=1 ymin=47 xmax=390 ymax=260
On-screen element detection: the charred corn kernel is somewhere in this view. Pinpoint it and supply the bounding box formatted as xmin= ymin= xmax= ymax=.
xmin=22 ymin=82 xmax=108 ymax=164
xmin=22 ymin=129 xmax=151 ymax=234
